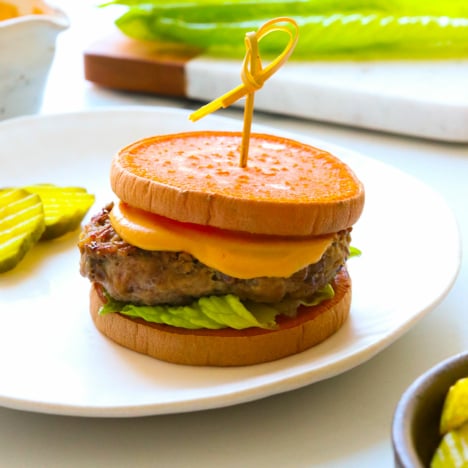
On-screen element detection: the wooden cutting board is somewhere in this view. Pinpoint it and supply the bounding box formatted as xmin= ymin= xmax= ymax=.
xmin=83 ymin=32 xmax=200 ymax=97
xmin=84 ymin=32 xmax=468 ymax=142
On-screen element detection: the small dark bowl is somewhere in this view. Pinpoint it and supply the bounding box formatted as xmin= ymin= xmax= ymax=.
xmin=392 ymin=351 xmax=468 ymax=468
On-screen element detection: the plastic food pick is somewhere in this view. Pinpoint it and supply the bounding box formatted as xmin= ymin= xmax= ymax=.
xmin=189 ymin=17 xmax=299 ymax=167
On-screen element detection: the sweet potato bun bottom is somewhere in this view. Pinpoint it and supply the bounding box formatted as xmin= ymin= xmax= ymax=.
xmin=89 ymin=267 xmax=351 ymax=367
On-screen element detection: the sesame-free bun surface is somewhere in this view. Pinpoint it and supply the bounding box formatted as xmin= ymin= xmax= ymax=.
xmin=111 ymin=131 xmax=364 ymax=236
xmin=89 ymin=267 xmax=351 ymax=367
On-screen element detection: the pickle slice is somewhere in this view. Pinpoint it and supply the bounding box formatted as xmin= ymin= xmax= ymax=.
xmin=431 ymin=423 xmax=468 ymax=468
xmin=440 ymin=377 xmax=468 ymax=435
xmin=24 ymin=184 xmax=95 ymax=240
xmin=0 ymin=188 xmax=45 ymax=273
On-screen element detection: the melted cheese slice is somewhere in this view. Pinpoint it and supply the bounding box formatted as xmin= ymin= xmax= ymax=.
xmin=110 ymin=202 xmax=334 ymax=279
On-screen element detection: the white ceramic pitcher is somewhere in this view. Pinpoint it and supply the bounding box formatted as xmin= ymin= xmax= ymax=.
xmin=0 ymin=0 xmax=69 ymax=120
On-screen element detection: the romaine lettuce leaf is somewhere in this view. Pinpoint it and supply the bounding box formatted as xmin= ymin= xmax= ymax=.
xmin=349 ymin=246 xmax=362 ymax=258
xmin=99 ymin=285 xmax=335 ymax=330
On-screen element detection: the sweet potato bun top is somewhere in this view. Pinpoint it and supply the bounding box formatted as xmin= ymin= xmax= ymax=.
xmin=110 ymin=131 xmax=364 ymax=236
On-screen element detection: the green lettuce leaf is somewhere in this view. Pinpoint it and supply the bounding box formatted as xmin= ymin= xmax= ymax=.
xmin=303 ymin=283 xmax=335 ymax=306
xmin=349 ymin=246 xmax=362 ymax=258
xmin=106 ymin=1 xmax=468 ymax=59
xmin=99 ymin=285 xmax=335 ymax=330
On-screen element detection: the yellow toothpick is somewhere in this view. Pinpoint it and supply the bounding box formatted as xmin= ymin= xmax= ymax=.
xmin=189 ymin=17 xmax=299 ymax=167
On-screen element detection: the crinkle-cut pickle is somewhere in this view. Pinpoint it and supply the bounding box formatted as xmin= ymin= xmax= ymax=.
xmin=0 ymin=188 xmax=45 ymax=273
xmin=0 ymin=184 xmax=95 ymax=273
xmin=440 ymin=377 xmax=468 ymax=435
xmin=24 ymin=184 xmax=95 ymax=240
xmin=431 ymin=377 xmax=468 ymax=467
xmin=431 ymin=423 xmax=468 ymax=468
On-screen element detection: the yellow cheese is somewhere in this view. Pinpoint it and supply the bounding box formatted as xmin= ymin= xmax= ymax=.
xmin=109 ymin=202 xmax=334 ymax=279
xmin=0 ymin=2 xmax=19 ymax=20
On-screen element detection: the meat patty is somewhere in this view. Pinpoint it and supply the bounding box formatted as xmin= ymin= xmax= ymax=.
xmin=79 ymin=203 xmax=351 ymax=306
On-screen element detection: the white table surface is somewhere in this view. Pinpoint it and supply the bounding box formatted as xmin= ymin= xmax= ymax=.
xmin=1 ymin=2 xmax=467 ymax=467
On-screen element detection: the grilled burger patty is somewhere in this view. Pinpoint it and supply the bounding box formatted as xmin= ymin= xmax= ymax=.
xmin=79 ymin=204 xmax=351 ymax=307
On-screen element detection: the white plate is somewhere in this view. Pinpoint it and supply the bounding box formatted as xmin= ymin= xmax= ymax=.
xmin=0 ymin=107 xmax=460 ymax=417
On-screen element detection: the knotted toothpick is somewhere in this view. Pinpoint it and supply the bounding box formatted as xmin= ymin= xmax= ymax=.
xmin=189 ymin=17 xmax=299 ymax=167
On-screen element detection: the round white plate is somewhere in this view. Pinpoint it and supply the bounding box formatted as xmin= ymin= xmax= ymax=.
xmin=0 ymin=107 xmax=460 ymax=417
